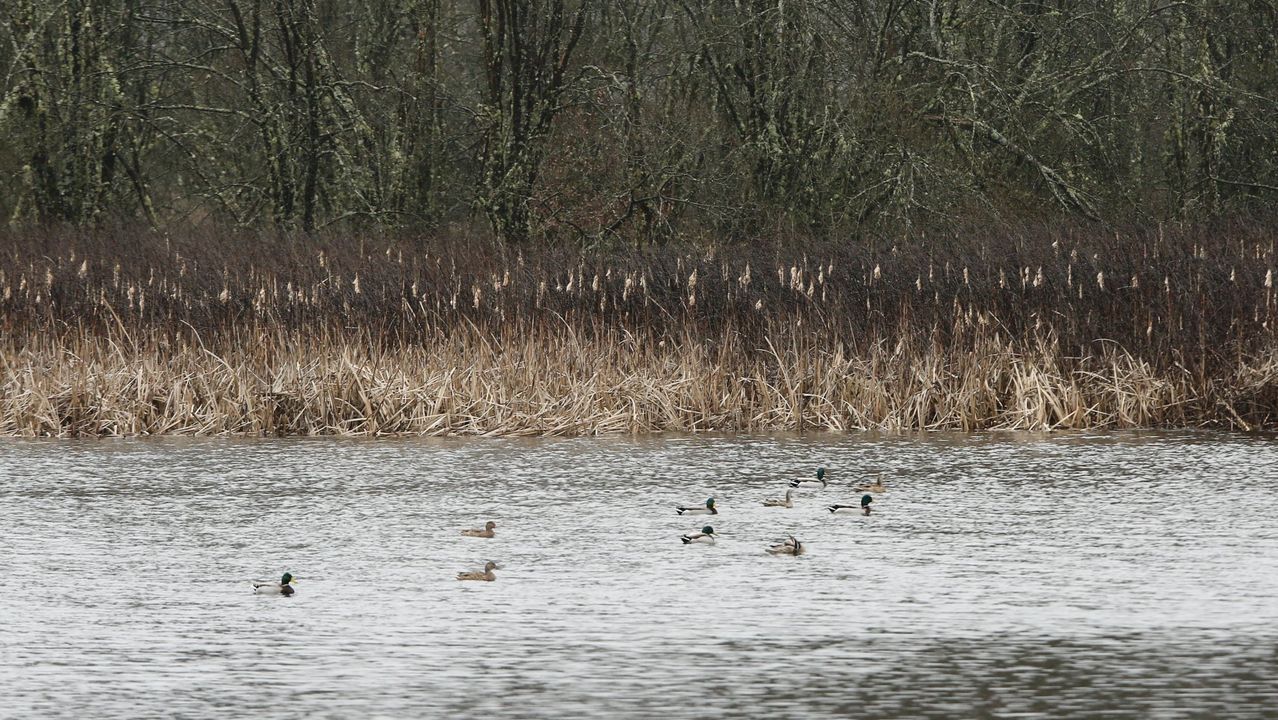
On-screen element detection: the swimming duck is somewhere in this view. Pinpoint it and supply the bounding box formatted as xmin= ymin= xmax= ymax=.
xmin=762 ymin=489 xmax=794 ymax=508
xmin=676 ymin=497 xmax=717 ymax=515
xmin=681 ymin=525 xmax=717 ymax=544
xmin=789 ymin=468 xmax=828 ymax=489
xmin=826 ymin=494 xmax=874 ymax=515
xmin=852 ymin=476 xmax=888 ymax=493
xmin=766 ymin=536 xmax=805 ymax=555
xmin=457 ymin=561 xmax=499 ymax=581
xmin=252 ymin=572 xmax=296 ymax=595
xmin=461 ymin=521 xmax=497 ymax=538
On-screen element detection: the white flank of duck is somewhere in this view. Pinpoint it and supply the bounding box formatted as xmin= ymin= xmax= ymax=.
xmin=253 ymin=572 xmax=296 ymax=595
xmin=789 ymin=468 xmax=828 ymax=489
xmin=676 ymin=497 xmax=717 ymax=515
xmin=681 ymin=526 xmax=717 ymax=544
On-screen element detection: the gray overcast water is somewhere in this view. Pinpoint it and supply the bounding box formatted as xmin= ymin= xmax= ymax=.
xmin=2 ymin=432 xmax=1277 ymax=719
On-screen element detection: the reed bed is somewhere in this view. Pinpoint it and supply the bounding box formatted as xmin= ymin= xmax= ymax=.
xmin=2 ymin=221 xmax=1277 ymax=435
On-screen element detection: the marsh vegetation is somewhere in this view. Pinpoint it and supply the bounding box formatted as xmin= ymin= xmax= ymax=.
xmin=3 ymin=221 xmax=1276 ymax=436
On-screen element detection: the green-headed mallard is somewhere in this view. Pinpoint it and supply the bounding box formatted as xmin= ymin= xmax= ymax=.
xmin=457 ymin=561 xmax=499 ymax=581
xmin=762 ymin=489 xmax=794 ymax=508
xmin=253 ymin=572 xmax=296 ymax=595
xmin=826 ymin=494 xmax=874 ymax=515
xmin=789 ymin=468 xmax=827 ymax=489
xmin=681 ymin=525 xmax=717 ymax=544
xmin=461 ymin=521 xmax=497 ymax=538
xmin=676 ymin=497 xmax=717 ymax=515
xmin=766 ymin=535 xmax=805 ymax=555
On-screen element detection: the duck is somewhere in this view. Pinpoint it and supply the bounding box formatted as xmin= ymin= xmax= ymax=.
xmin=681 ymin=525 xmax=717 ymax=544
xmin=457 ymin=561 xmax=499 ymax=581
xmin=762 ymin=489 xmax=794 ymax=508
xmin=766 ymin=536 xmax=805 ymax=555
xmin=852 ymin=476 xmax=888 ymax=493
xmin=461 ymin=521 xmax=497 ymax=538
xmin=789 ymin=467 xmax=828 ymax=489
xmin=676 ymin=497 xmax=717 ymax=515
xmin=252 ymin=572 xmax=297 ymax=595
xmin=826 ymin=494 xmax=874 ymax=515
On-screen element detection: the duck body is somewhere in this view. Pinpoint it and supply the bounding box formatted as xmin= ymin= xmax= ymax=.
xmin=789 ymin=468 xmax=828 ymax=489
xmin=681 ymin=526 xmax=717 ymax=544
xmin=762 ymin=489 xmax=794 ymax=508
xmin=461 ymin=521 xmax=497 ymax=538
xmin=253 ymin=572 xmax=296 ymax=595
xmin=766 ymin=536 xmax=805 ymax=555
xmin=852 ymin=482 xmax=887 ymax=493
xmin=825 ymin=504 xmax=860 ymax=514
xmin=676 ymin=498 xmax=717 ymax=515
xmin=457 ymin=561 xmax=499 ymax=581
xmin=828 ymin=494 xmax=874 ymax=515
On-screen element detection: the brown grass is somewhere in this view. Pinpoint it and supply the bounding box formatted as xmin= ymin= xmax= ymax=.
xmin=2 ymin=219 xmax=1276 ymax=435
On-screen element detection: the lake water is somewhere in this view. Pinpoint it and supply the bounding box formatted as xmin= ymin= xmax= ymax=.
xmin=2 ymin=432 xmax=1277 ymax=719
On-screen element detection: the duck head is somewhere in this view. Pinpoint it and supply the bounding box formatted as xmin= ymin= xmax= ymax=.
xmin=484 ymin=561 xmax=499 ymax=572
xmin=485 ymin=521 xmax=497 ymax=530
xmin=706 ymin=497 xmax=716 ymax=510
xmin=817 ymin=467 xmax=825 ymax=481
xmin=701 ymin=525 xmax=715 ymax=536
xmin=281 ymin=572 xmax=295 ymax=585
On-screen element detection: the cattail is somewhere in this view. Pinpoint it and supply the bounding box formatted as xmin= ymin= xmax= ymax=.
xmin=1266 ymin=269 xmax=1273 ymax=288
xmin=873 ymin=264 xmax=881 ymax=281
xmin=1096 ymin=271 xmax=1105 ymax=291
xmin=353 ymin=274 xmax=361 ymax=294
xmin=78 ymin=260 xmax=88 ymax=278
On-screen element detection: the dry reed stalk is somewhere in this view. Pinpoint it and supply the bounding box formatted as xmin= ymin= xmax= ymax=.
xmin=4 ymin=319 xmax=1272 ymax=437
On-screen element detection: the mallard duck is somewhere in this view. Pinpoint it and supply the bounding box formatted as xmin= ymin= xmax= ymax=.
xmin=762 ymin=489 xmax=794 ymax=508
xmin=457 ymin=561 xmax=499 ymax=581
xmin=252 ymin=572 xmax=296 ymax=595
xmin=676 ymin=497 xmax=717 ymax=515
xmin=461 ymin=521 xmax=497 ymax=538
xmin=789 ymin=468 xmax=827 ymax=489
xmin=852 ymin=476 xmax=888 ymax=493
xmin=766 ymin=535 xmax=805 ymax=555
xmin=826 ymin=494 xmax=874 ymax=515
xmin=681 ymin=525 xmax=717 ymax=544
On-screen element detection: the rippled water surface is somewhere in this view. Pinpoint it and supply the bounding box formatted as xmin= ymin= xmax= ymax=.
xmin=3 ymin=432 xmax=1278 ymax=718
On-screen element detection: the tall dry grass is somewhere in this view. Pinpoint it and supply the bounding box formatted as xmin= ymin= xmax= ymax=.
xmin=2 ymin=220 xmax=1276 ymax=435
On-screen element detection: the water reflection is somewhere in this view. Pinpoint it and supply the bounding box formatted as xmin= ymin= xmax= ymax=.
xmin=2 ymin=432 xmax=1277 ymax=718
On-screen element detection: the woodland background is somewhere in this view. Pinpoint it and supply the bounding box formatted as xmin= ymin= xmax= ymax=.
xmin=4 ymin=0 xmax=1277 ymax=242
